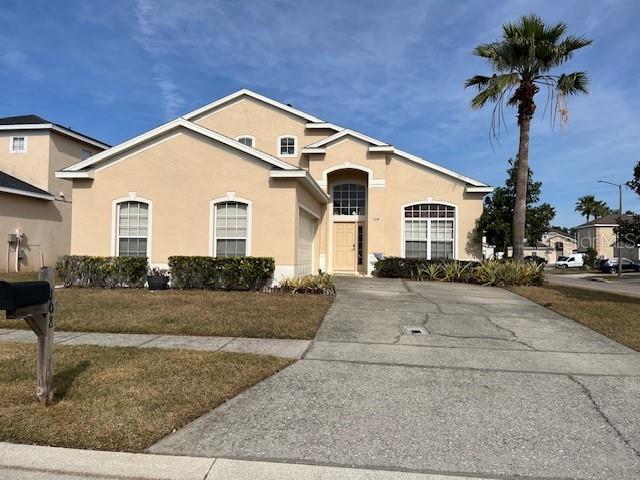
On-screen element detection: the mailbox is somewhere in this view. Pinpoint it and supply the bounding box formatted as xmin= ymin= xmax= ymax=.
xmin=0 ymin=281 xmax=51 ymax=314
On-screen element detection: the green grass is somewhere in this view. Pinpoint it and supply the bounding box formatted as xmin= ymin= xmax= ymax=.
xmin=510 ymin=285 xmax=640 ymax=351
xmin=1 ymin=288 xmax=333 ymax=339
xmin=0 ymin=342 xmax=291 ymax=451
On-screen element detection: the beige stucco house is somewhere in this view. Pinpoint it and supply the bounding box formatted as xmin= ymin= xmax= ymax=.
xmin=57 ymin=89 xmax=492 ymax=278
xmin=575 ymin=214 xmax=638 ymax=261
xmin=0 ymin=115 xmax=109 ymax=272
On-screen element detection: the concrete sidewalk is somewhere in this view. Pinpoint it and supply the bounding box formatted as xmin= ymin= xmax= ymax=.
xmin=546 ymin=272 xmax=640 ymax=298
xmin=150 ymin=277 xmax=640 ymax=479
xmin=0 ymin=443 xmax=485 ymax=480
xmin=0 ymin=329 xmax=309 ymax=358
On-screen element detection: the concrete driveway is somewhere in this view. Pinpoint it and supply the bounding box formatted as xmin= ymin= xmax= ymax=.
xmin=150 ymin=278 xmax=640 ymax=479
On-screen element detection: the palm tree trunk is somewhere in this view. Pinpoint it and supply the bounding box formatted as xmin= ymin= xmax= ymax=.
xmin=512 ymin=116 xmax=531 ymax=261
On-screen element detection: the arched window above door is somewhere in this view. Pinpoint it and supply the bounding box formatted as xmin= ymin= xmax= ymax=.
xmin=333 ymin=183 xmax=365 ymax=216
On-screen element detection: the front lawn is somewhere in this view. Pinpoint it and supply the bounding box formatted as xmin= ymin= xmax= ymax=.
xmin=0 ymin=271 xmax=38 ymax=282
xmin=1 ymin=288 xmax=332 ymax=339
xmin=510 ymin=285 xmax=640 ymax=351
xmin=0 ymin=342 xmax=291 ymax=451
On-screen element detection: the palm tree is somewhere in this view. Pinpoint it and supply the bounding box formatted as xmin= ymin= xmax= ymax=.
xmin=465 ymin=14 xmax=591 ymax=260
xmin=575 ymin=195 xmax=598 ymax=222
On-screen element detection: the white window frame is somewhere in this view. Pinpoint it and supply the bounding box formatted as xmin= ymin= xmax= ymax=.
xmin=332 ymin=181 xmax=367 ymax=217
xmin=400 ymin=201 xmax=458 ymax=260
xmin=209 ymin=196 xmax=252 ymax=257
xmin=235 ymin=135 xmax=255 ymax=148
xmin=111 ymin=195 xmax=152 ymax=258
xmin=277 ymin=135 xmax=297 ymax=157
xmin=9 ymin=136 xmax=27 ymax=153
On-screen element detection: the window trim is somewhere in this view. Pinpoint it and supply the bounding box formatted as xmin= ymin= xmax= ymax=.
xmin=111 ymin=195 xmax=152 ymax=258
xmin=235 ymin=135 xmax=256 ymax=148
xmin=9 ymin=136 xmax=27 ymax=154
xmin=400 ymin=201 xmax=458 ymax=259
xmin=277 ymin=135 xmax=297 ymax=157
xmin=209 ymin=196 xmax=252 ymax=257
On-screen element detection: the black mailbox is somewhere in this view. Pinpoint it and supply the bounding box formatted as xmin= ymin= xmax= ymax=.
xmin=0 ymin=281 xmax=50 ymax=313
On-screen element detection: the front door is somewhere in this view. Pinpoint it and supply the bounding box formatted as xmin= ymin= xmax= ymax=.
xmin=333 ymin=222 xmax=356 ymax=271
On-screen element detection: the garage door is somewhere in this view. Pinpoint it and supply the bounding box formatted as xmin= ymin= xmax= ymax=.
xmin=296 ymin=209 xmax=316 ymax=276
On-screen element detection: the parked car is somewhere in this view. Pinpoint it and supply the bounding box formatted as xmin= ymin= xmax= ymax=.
xmin=599 ymin=257 xmax=640 ymax=274
xmin=524 ymin=255 xmax=547 ymax=266
xmin=555 ymin=254 xmax=584 ymax=269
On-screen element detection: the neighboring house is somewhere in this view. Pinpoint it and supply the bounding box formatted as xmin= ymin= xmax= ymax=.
xmin=56 ymin=89 xmax=492 ymax=278
xmin=503 ymin=229 xmax=577 ymax=264
xmin=574 ymin=214 xmax=638 ymax=261
xmin=540 ymin=228 xmax=577 ymax=264
xmin=0 ymin=115 xmax=109 ymax=272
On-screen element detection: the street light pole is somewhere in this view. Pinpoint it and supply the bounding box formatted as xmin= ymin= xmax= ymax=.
xmin=598 ymin=180 xmax=623 ymax=278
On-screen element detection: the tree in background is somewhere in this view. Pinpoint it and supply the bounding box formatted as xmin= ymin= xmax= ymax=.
xmin=466 ymin=14 xmax=591 ymax=260
xmin=616 ymin=161 xmax=640 ymax=248
xmin=476 ymin=159 xmax=556 ymax=256
xmin=575 ymin=195 xmax=611 ymax=222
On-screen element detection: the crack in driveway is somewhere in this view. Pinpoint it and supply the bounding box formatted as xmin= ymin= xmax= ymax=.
xmin=569 ymin=375 xmax=640 ymax=459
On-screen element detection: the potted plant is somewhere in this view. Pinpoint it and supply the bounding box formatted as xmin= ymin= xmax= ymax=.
xmin=147 ymin=267 xmax=169 ymax=290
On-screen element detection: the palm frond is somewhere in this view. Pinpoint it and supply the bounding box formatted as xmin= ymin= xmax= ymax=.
xmin=468 ymin=73 xmax=520 ymax=109
xmin=557 ymin=72 xmax=589 ymax=95
xmin=464 ymin=75 xmax=493 ymax=89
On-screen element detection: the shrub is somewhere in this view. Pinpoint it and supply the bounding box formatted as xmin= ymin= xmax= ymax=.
xmin=56 ymin=256 xmax=148 ymax=288
xmin=280 ymin=273 xmax=336 ymax=294
xmin=373 ymin=257 xmax=478 ymax=279
xmin=168 ymin=256 xmax=275 ymax=290
xmin=374 ymin=257 xmax=544 ymax=287
xmin=473 ymin=260 xmax=544 ymax=287
xmin=584 ymin=247 xmax=598 ymax=269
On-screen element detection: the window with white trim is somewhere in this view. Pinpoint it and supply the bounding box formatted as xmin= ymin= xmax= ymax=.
xmin=81 ymin=148 xmax=93 ymax=160
xmin=404 ymin=203 xmax=455 ymax=259
xmin=116 ymin=201 xmax=149 ymax=257
xmin=215 ymin=201 xmax=248 ymax=257
xmin=333 ymin=183 xmax=365 ymax=216
xmin=237 ymin=136 xmax=254 ymax=148
xmin=10 ymin=136 xmax=26 ymax=153
xmin=278 ymin=136 xmax=296 ymax=156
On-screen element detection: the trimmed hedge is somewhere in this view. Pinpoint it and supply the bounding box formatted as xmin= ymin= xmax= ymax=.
xmin=168 ymin=256 xmax=275 ymax=290
xmin=373 ymin=257 xmax=544 ymax=287
xmin=56 ymin=255 xmax=148 ymax=288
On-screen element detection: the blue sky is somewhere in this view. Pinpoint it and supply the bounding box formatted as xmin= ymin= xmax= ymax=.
xmin=1 ymin=0 xmax=638 ymax=226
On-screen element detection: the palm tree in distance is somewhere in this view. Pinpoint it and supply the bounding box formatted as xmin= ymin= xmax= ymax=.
xmin=466 ymin=14 xmax=591 ymax=260
xmin=575 ymin=195 xmax=598 ymax=222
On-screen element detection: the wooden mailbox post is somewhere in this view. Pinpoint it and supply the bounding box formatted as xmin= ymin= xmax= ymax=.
xmin=0 ymin=267 xmax=55 ymax=405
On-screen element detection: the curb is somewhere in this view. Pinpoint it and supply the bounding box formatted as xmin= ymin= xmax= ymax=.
xmin=0 ymin=443 xmax=489 ymax=480
xmin=0 ymin=443 xmax=213 ymax=480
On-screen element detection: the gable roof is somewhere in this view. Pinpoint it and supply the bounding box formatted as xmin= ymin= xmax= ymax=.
xmin=306 ymin=129 xmax=389 ymax=148
xmin=574 ymin=213 xmax=634 ymax=229
xmin=183 ymin=89 xmax=325 ymax=123
xmin=0 ymin=114 xmax=110 ymax=150
xmin=0 ymin=170 xmax=54 ymax=200
xmin=57 ymin=118 xmax=299 ymax=176
xmin=182 ymin=89 xmax=491 ymax=190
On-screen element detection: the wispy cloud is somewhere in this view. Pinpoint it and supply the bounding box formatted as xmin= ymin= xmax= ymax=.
xmin=2 ymin=51 xmax=42 ymax=82
xmin=152 ymin=64 xmax=184 ymax=119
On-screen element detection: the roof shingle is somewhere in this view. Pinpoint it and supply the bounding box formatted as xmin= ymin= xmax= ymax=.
xmin=0 ymin=170 xmax=54 ymax=200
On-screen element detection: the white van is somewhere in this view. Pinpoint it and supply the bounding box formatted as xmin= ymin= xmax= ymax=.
xmin=555 ymin=254 xmax=584 ymax=269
